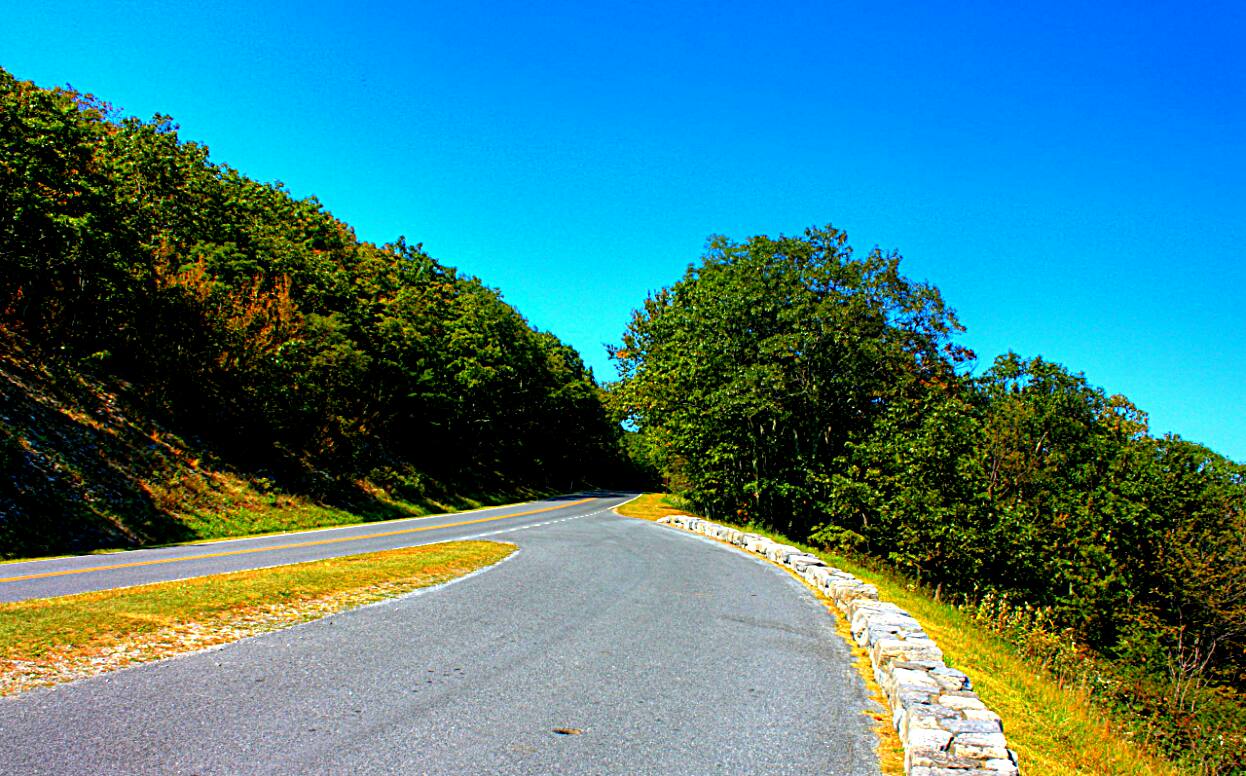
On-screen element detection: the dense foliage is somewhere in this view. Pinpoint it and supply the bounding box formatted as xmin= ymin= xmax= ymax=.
xmin=611 ymin=226 xmax=969 ymax=530
xmin=0 ymin=67 xmax=625 ymax=526
xmin=611 ymin=225 xmax=1246 ymax=770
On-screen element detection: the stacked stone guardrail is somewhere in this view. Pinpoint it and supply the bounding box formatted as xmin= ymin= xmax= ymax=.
xmin=657 ymin=514 xmax=1020 ymax=776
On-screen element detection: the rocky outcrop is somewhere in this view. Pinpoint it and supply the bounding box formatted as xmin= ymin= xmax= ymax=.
xmin=657 ymin=514 xmax=1020 ymax=775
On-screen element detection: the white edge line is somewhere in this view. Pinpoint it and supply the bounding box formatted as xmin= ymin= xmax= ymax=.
xmin=3 ymin=547 xmax=524 ymax=700
xmin=2 ymin=500 xmax=630 ymax=601
xmin=651 ymin=522 xmax=808 ymax=584
xmin=1 ymin=493 xmax=590 ymax=571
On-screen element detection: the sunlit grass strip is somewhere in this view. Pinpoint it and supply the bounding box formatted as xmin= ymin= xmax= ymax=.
xmin=825 ymin=555 xmax=1183 ymax=776
xmin=613 ymin=492 xmax=687 ymax=522
xmin=0 ymin=541 xmax=514 ymax=696
xmin=618 ymin=494 xmax=1182 ymax=776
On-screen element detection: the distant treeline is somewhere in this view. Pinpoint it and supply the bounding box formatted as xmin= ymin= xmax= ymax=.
xmin=0 ymin=67 xmax=627 ymax=503
xmin=610 ymin=225 xmax=1246 ymax=768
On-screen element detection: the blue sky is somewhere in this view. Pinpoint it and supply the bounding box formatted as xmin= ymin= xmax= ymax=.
xmin=3 ymin=1 xmax=1244 ymax=460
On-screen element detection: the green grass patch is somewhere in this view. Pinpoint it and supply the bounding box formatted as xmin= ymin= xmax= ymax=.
xmin=620 ymin=494 xmax=1184 ymax=775
xmin=0 ymin=540 xmax=514 ymax=695
xmin=164 ymin=468 xmax=543 ymax=542
xmin=176 ymin=500 xmax=371 ymax=539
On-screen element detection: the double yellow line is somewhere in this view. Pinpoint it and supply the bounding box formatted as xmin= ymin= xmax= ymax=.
xmin=0 ymin=498 xmax=593 ymax=585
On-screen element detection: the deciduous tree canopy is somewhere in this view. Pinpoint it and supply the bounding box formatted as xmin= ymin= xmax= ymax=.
xmin=610 ymin=224 xmax=1246 ymax=768
xmin=0 ymin=67 xmax=626 ymax=525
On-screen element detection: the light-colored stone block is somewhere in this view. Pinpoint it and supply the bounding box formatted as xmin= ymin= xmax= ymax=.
xmin=938 ymin=693 xmax=988 ymax=712
xmin=940 ymin=717 xmax=1003 ymax=735
xmin=950 ymin=731 xmax=1009 ymax=760
xmin=655 ymin=513 xmax=1018 ymax=775
xmin=908 ymin=726 xmax=954 ymax=751
xmin=963 ymin=708 xmax=1003 ymax=725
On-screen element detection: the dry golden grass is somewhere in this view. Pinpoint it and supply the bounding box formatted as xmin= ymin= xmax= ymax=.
xmin=614 ymin=492 xmax=689 ymax=522
xmin=832 ymin=597 xmax=908 ymax=776
xmin=620 ymin=493 xmax=1187 ymax=776
xmin=0 ymin=541 xmax=514 ymax=696
xmin=829 ymin=555 xmax=1185 ymax=776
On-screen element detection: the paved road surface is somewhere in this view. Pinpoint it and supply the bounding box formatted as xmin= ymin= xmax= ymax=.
xmin=0 ymin=502 xmax=882 ymax=775
xmin=0 ymin=494 xmax=627 ymax=603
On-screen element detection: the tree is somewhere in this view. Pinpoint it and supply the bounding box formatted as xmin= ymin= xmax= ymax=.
xmin=0 ymin=65 xmax=626 ymax=512
xmin=610 ymin=224 xmax=964 ymax=534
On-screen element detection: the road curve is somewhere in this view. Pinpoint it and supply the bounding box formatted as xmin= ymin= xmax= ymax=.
xmin=0 ymin=509 xmax=882 ymax=775
xmin=0 ymin=493 xmax=631 ymax=603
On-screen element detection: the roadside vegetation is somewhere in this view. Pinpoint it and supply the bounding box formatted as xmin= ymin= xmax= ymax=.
xmin=608 ymin=226 xmax=1246 ymax=773
xmin=0 ymin=67 xmax=637 ymax=559
xmin=7 ymin=59 xmax=1242 ymax=769
xmin=0 ymin=541 xmax=513 ymax=695
xmin=0 ymin=330 xmax=544 ymax=558
xmin=618 ymin=494 xmax=1183 ymax=775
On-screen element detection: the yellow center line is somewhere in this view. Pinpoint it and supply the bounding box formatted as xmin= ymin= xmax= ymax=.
xmin=0 ymin=498 xmax=594 ymax=584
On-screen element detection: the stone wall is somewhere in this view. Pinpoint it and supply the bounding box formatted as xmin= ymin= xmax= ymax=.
xmin=657 ymin=514 xmax=1020 ymax=776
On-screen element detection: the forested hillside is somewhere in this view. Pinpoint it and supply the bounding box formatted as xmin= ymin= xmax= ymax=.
xmin=610 ymin=225 xmax=1246 ymax=771
xmin=0 ymin=67 xmax=628 ymax=557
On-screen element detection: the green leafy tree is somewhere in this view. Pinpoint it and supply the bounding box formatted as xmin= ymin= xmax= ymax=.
xmin=610 ymin=224 xmax=964 ymax=534
xmin=1 ymin=65 xmax=625 ymax=518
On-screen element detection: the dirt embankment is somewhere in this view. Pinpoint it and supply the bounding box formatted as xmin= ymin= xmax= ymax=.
xmin=0 ymin=333 xmax=327 ymax=559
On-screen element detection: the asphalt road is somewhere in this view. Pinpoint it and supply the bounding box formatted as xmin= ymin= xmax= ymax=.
xmin=0 ymin=493 xmax=628 ymax=603
xmin=0 ymin=502 xmax=883 ymax=775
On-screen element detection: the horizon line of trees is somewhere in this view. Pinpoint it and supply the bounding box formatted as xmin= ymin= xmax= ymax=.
xmin=608 ymin=224 xmax=1246 ymax=769
xmin=0 ymin=67 xmax=632 ymax=518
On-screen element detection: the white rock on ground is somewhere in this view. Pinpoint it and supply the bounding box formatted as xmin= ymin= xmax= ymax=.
xmin=658 ymin=513 xmax=1021 ymax=776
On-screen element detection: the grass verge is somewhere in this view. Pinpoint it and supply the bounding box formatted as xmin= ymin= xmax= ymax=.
xmin=613 ymin=492 xmax=688 ymax=522
xmin=616 ymin=493 xmax=1184 ymax=776
xmin=0 ymin=540 xmax=514 ymax=696
xmin=167 ymin=471 xmax=548 ymax=542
